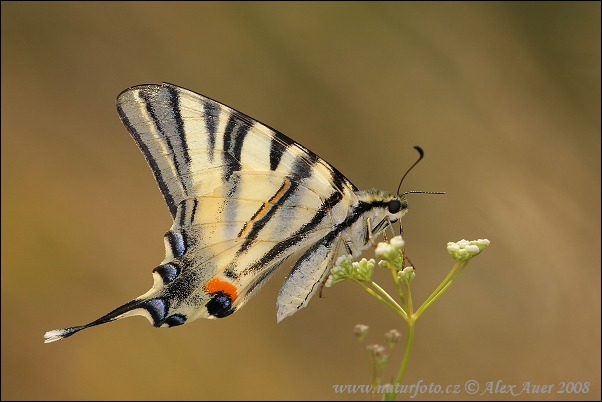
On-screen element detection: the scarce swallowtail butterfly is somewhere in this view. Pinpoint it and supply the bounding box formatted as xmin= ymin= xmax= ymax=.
xmin=44 ymin=83 xmax=425 ymax=343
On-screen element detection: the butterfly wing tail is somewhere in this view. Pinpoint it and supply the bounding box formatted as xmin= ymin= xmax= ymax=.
xmin=43 ymin=298 xmax=158 ymax=343
xmin=44 ymin=326 xmax=88 ymax=343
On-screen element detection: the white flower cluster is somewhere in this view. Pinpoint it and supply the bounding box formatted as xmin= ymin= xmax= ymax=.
xmin=447 ymin=239 xmax=490 ymax=262
xmin=398 ymin=266 xmax=415 ymax=284
xmin=326 ymin=255 xmax=353 ymax=287
xmin=326 ymin=256 xmax=375 ymax=287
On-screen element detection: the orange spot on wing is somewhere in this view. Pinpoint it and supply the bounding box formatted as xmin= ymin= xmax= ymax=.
xmin=204 ymin=278 xmax=238 ymax=301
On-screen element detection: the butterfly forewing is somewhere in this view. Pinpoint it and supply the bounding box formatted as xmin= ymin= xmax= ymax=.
xmin=117 ymin=84 xmax=358 ymax=216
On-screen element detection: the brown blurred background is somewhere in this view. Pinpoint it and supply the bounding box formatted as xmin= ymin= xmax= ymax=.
xmin=2 ymin=2 xmax=600 ymax=400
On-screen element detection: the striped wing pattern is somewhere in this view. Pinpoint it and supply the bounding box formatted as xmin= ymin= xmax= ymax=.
xmin=43 ymin=83 xmax=408 ymax=343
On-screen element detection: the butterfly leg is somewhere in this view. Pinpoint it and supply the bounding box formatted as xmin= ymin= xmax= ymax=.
xmin=365 ymin=217 xmax=378 ymax=247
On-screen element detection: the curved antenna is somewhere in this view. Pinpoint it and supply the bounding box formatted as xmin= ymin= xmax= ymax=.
xmin=396 ymin=145 xmax=425 ymax=195
xmin=394 ymin=145 xmax=444 ymax=236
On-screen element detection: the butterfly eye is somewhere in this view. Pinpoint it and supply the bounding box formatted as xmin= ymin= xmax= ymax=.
xmin=388 ymin=199 xmax=402 ymax=214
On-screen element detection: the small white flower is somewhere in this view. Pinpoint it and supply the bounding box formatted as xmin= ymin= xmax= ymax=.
xmin=375 ymin=242 xmax=392 ymax=258
xmin=354 ymin=324 xmax=369 ymax=341
xmin=326 ymin=255 xmax=354 ymax=287
xmin=398 ymin=266 xmax=415 ymax=284
xmin=474 ymin=238 xmax=491 ymax=251
xmin=465 ymin=245 xmax=480 ymax=253
xmin=375 ymin=235 xmax=404 ymax=263
xmin=389 ymin=235 xmax=405 ymax=249
xmin=335 ymin=255 xmax=352 ymax=267
xmin=457 ymin=239 xmax=470 ymax=248
xmin=352 ymin=258 xmax=375 ymax=282
xmin=367 ymin=344 xmax=387 ymax=359
xmin=384 ymin=329 xmax=402 ymax=347
xmin=447 ymin=243 xmax=460 ymax=253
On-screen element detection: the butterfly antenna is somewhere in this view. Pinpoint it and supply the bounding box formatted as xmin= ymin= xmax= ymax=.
xmin=397 ymin=145 xmax=445 ymax=197
xmin=397 ymin=145 xmax=425 ymax=196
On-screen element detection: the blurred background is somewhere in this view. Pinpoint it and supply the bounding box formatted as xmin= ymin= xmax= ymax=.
xmin=2 ymin=2 xmax=600 ymax=400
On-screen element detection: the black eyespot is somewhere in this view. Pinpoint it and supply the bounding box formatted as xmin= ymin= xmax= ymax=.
xmin=388 ymin=199 xmax=402 ymax=214
xmin=165 ymin=314 xmax=187 ymax=327
xmin=153 ymin=263 xmax=181 ymax=284
xmin=206 ymin=292 xmax=235 ymax=318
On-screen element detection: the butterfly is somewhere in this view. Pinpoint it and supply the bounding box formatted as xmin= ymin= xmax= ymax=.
xmin=44 ymin=83 xmax=421 ymax=343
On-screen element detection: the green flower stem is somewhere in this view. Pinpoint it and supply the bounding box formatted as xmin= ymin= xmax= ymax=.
xmin=414 ymin=261 xmax=469 ymax=319
xmin=389 ymin=265 xmax=407 ymax=310
xmin=429 ymin=261 xmax=460 ymax=298
xmin=370 ymin=281 xmax=406 ymax=317
xmin=353 ymin=279 xmax=406 ymax=318
xmin=384 ymin=317 xmax=415 ymax=401
xmin=404 ymin=282 xmax=414 ymax=316
xmin=369 ymin=352 xmax=379 ymax=390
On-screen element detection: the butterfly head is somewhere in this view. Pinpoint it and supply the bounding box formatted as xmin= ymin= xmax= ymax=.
xmin=355 ymin=189 xmax=409 ymax=241
xmin=386 ymin=196 xmax=408 ymax=224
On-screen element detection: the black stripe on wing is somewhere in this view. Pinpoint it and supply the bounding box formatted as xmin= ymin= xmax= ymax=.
xmin=139 ymin=87 xmax=191 ymax=202
xmin=118 ymin=86 xmax=193 ymax=218
xmin=203 ymin=102 xmax=220 ymax=163
xmin=165 ymin=85 xmax=192 ymax=170
xmin=222 ymin=114 xmax=250 ymax=183
xmin=269 ymin=131 xmax=295 ymax=171
xmin=117 ymin=105 xmax=179 ymax=217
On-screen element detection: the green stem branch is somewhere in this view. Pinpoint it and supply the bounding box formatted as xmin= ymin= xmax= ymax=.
xmin=384 ymin=318 xmax=415 ymax=401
